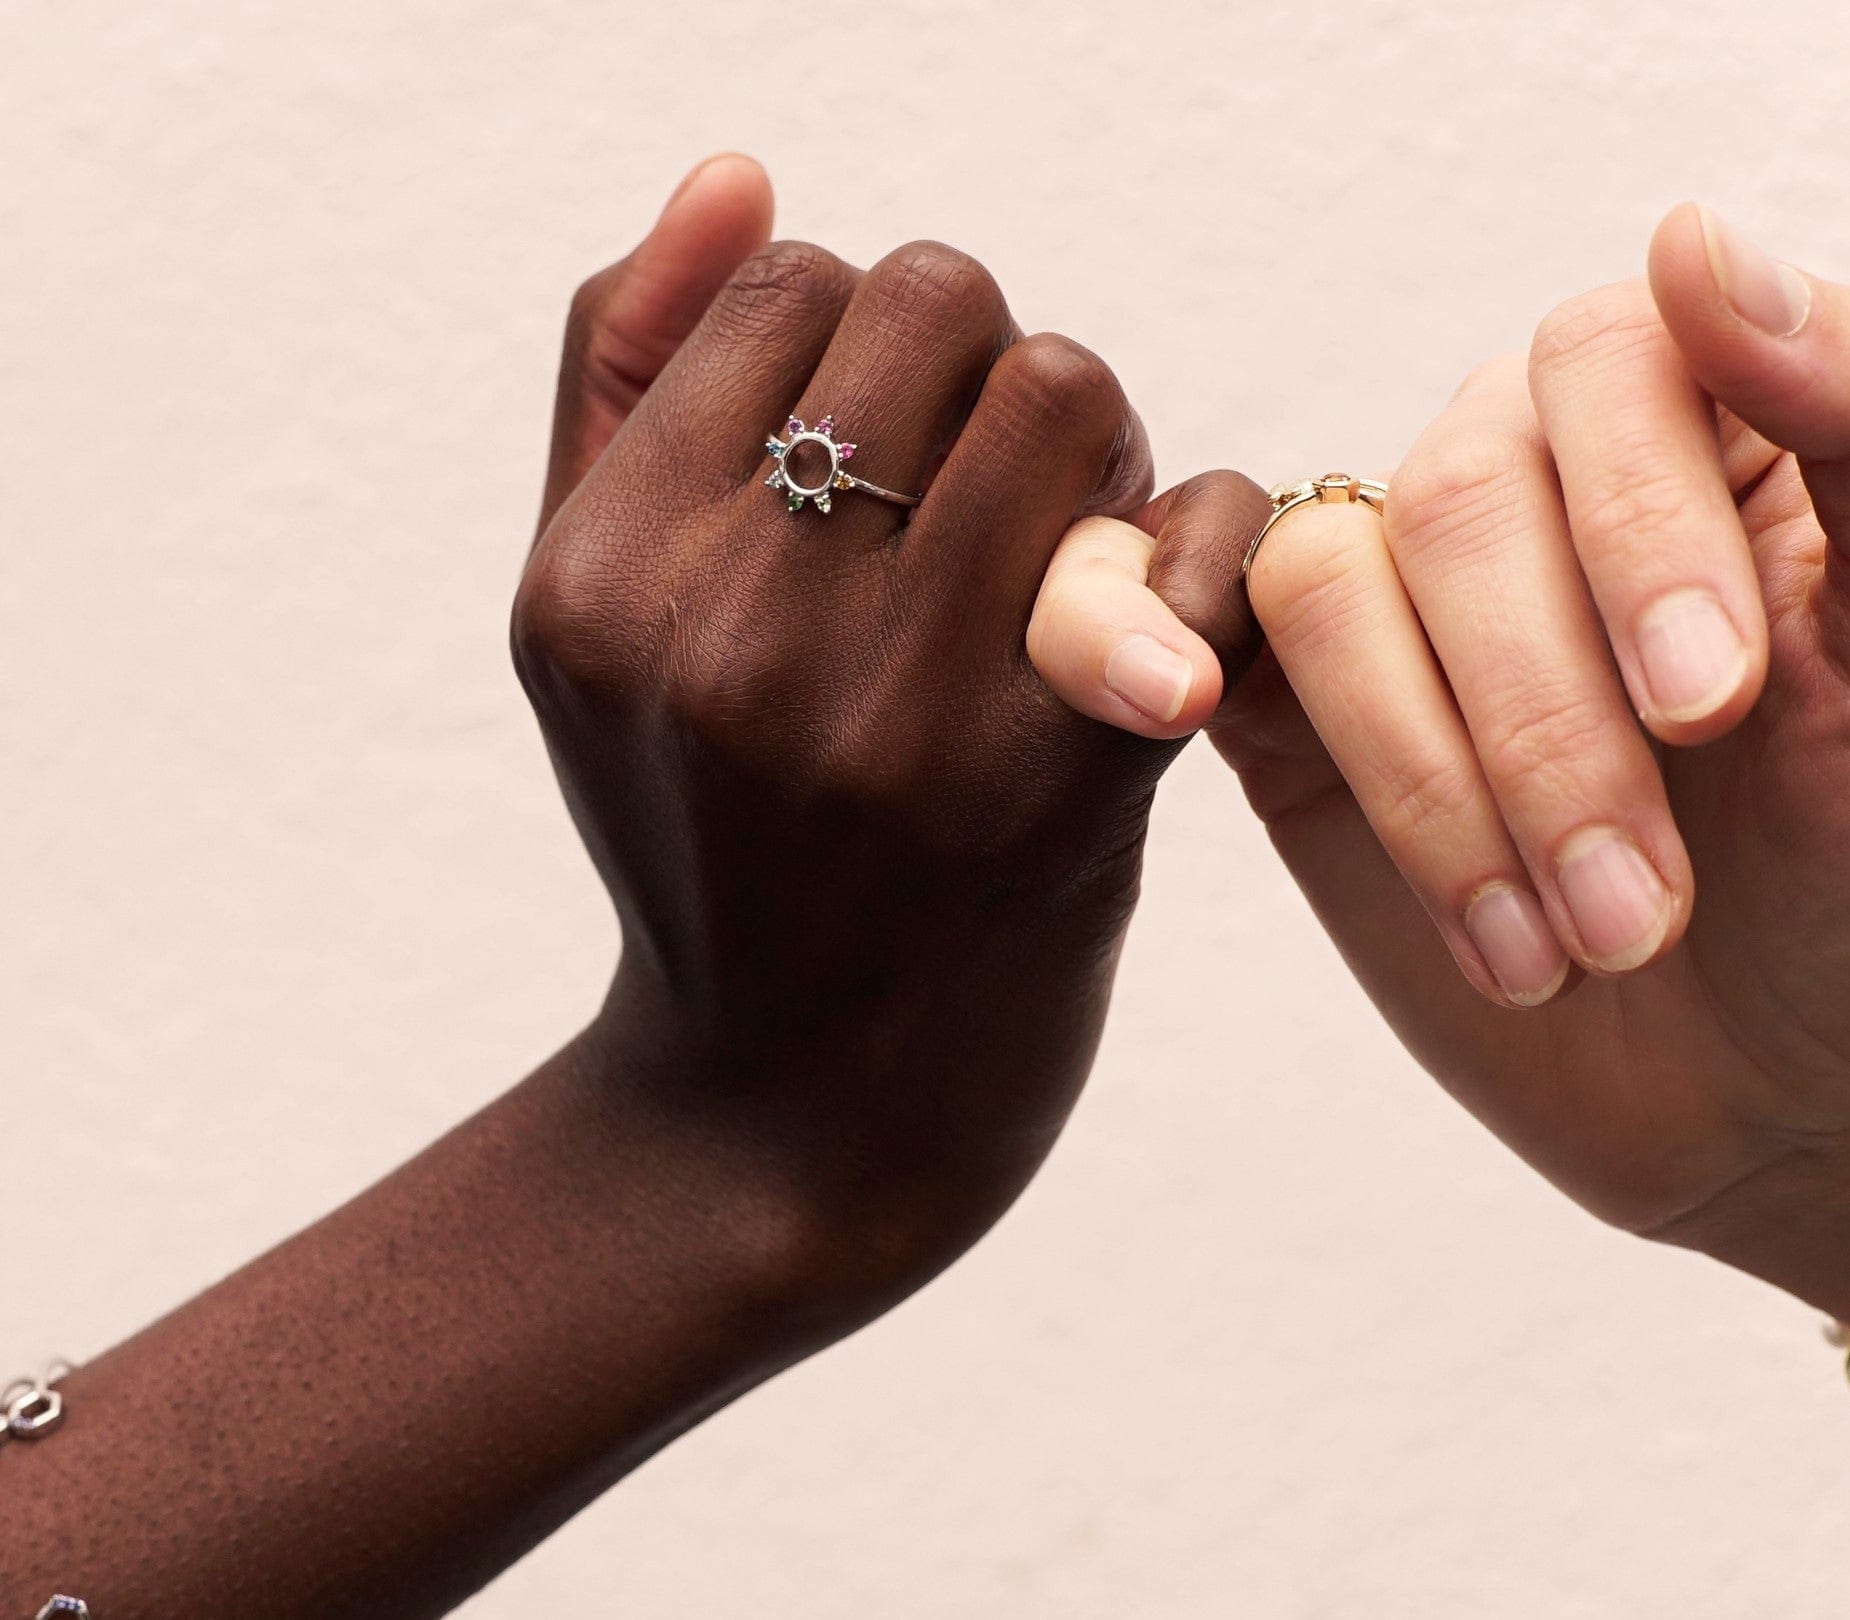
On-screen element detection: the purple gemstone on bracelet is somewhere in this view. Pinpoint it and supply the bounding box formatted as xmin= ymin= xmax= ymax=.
xmin=785 ymin=416 xmax=803 ymax=435
xmin=816 ymin=414 xmax=835 ymax=435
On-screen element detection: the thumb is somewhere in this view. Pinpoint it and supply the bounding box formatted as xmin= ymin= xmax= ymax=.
xmin=1649 ymin=202 xmax=1850 ymax=655
xmin=537 ymin=153 xmax=775 ymax=538
xmin=1027 ymin=470 xmax=1269 ymax=739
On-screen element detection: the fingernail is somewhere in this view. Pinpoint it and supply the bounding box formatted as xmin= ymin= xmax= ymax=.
xmin=1464 ymin=885 xmax=1570 ymax=1007
xmin=1105 ymin=635 xmax=1192 ymax=723
xmin=1634 ymin=588 xmax=1748 ymax=722
xmin=662 ymin=153 xmax=729 ymax=213
xmin=1556 ymin=829 xmax=1673 ymax=973
xmin=1700 ymin=206 xmax=1812 ymax=337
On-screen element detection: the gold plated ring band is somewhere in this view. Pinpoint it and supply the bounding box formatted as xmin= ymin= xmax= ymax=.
xmin=1241 ymin=474 xmax=1390 ymax=581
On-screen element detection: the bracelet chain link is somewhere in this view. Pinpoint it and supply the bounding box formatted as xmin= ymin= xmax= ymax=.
xmin=5 ymin=1362 xmax=88 ymax=1616
xmin=2 ymin=1359 xmax=72 ymax=1447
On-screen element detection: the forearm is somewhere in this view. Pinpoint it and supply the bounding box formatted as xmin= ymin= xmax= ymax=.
xmin=2 ymin=1014 xmax=833 ymax=1618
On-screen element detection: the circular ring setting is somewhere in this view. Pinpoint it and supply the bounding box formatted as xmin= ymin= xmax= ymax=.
xmin=764 ymin=414 xmax=922 ymax=516
xmin=1241 ymin=473 xmax=1389 ymax=580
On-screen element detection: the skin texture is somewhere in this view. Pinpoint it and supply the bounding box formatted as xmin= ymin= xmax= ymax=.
xmin=2 ymin=158 xmax=1260 ymax=1615
xmin=1031 ymin=203 xmax=1850 ymax=1321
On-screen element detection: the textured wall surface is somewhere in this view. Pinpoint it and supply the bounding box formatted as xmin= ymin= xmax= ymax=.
xmin=7 ymin=2 xmax=1848 ymax=1614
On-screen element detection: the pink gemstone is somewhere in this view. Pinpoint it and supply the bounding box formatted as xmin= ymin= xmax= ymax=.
xmin=816 ymin=415 xmax=835 ymax=435
xmin=786 ymin=416 xmax=803 ymax=434
xmin=838 ymin=443 xmax=856 ymax=459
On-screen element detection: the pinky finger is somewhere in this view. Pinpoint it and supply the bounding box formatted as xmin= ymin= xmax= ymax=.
xmin=1027 ymin=472 xmax=1270 ymax=738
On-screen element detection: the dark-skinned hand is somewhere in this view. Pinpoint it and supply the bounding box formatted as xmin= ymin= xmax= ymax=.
xmin=520 ymin=153 xmax=1270 ymax=1309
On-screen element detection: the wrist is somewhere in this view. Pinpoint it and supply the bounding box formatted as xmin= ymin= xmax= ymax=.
xmin=575 ymin=956 xmax=1060 ymax=1324
xmin=551 ymin=994 xmax=918 ymax=1347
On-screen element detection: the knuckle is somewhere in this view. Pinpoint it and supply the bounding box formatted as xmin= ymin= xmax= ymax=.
xmin=1478 ymin=680 xmax=1623 ymax=803
xmin=510 ymin=542 xmax=614 ymax=704
xmin=511 ymin=499 xmax=670 ymax=706
xmin=1377 ymin=748 xmax=1484 ymax=844
xmin=1529 ymin=282 xmax=1659 ymax=381
xmin=508 ymin=574 xmax=557 ymax=690
xmin=563 ymin=262 xmax=653 ymax=391
xmin=566 ymin=263 xmax=622 ymax=329
xmin=995 ymin=333 xmax=1123 ymax=438
xmin=868 ymin=240 xmax=1006 ymax=332
xmin=707 ymin=240 xmax=848 ymax=340
xmin=734 ymin=238 xmax=841 ymax=297
xmin=1572 ymin=457 xmax=1693 ymax=549
xmin=1145 ymin=469 xmax=1271 ymax=629
xmin=1388 ymin=428 xmax=1537 ymax=563
xmin=1170 ymin=468 xmax=1270 ymax=529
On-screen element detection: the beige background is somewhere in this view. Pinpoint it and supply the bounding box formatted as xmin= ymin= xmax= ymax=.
xmin=6 ymin=1 xmax=1847 ymax=1614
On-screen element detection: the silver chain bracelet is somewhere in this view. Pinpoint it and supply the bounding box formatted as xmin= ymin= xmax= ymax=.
xmin=5 ymin=1362 xmax=89 ymax=1616
xmin=2 ymin=1359 xmax=73 ymax=1447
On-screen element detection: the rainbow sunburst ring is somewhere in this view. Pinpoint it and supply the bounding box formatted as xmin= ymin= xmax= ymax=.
xmin=763 ymin=414 xmax=922 ymax=515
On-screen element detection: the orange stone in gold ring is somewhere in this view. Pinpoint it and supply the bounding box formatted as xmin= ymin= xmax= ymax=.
xmin=1241 ymin=473 xmax=1390 ymax=581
